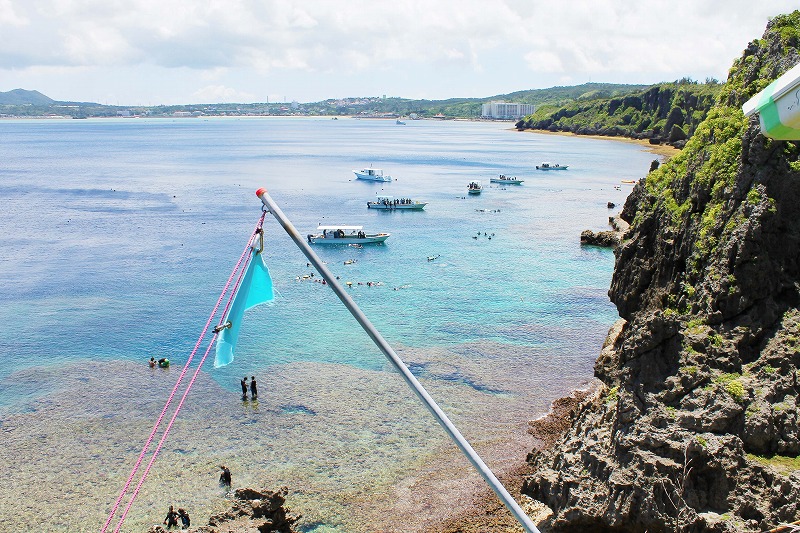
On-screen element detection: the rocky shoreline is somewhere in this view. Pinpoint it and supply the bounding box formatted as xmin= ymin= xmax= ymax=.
xmin=520 ymin=13 xmax=800 ymax=533
xmin=448 ymin=13 xmax=800 ymax=533
xmin=579 ymin=213 xmax=630 ymax=248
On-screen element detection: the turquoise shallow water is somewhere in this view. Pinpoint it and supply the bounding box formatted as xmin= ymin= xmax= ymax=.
xmin=0 ymin=117 xmax=657 ymax=530
xmin=0 ymin=117 xmax=652 ymax=390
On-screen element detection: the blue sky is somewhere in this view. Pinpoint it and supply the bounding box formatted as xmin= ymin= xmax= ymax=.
xmin=0 ymin=1 xmax=797 ymax=105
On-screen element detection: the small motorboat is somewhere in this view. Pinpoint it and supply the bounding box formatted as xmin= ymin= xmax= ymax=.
xmin=354 ymin=168 xmax=392 ymax=182
xmin=467 ymin=180 xmax=483 ymax=194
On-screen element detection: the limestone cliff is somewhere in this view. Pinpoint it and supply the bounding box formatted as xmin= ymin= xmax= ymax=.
xmin=516 ymin=83 xmax=719 ymax=148
xmin=522 ymin=12 xmax=800 ymax=533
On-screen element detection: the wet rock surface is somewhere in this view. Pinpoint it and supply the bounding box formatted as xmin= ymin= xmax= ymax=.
xmin=579 ymin=229 xmax=620 ymax=248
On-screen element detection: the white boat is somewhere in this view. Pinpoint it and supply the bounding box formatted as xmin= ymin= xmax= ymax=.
xmin=396 ymin=119 xmax=406 ymax=125
xmin=536 ymin=162 xmax=568 ymax=170
xmin=467 ymin=180 xmax=483 ymax=194
xmin=354 ymin=168 xmax=392 ymax=182
xmin=307 ymin=225 xmax=390 ymax=244
xmin=367 ymin=195 xmax=427 ymax=210
xmin=490 ymin=174 xmax=524 ymax=184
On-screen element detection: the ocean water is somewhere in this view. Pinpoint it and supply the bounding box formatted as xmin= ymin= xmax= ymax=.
xmin=0 ymin=117 xmax=657 ymax=531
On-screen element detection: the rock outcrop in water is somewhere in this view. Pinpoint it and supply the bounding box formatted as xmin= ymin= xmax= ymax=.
xmin=579 ymin=229 xmax=620 ymax=248
xmin=522 ymin=12 xmax=800 ymax=533
xmin=146 ymin=487 xmax=299 ymax=533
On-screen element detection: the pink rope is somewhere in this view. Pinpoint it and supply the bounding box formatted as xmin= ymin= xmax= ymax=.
xmin=113 ymin=335 xmax=218 ymax=533
xmin=112 ymin=243 xmax=257 ymax=532
xmin=101 ymin=213 xmax=265 ymax=532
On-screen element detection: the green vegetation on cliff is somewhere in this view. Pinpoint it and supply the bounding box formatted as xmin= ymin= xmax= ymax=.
xmin=516 ymin=79 xmax=722 ymax=147
xmin=524 ymin=11 xmax=800 ymax=532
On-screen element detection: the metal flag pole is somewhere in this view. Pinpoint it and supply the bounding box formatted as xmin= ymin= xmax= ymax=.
xmin=255 ymin=188 xmax=540 ymax=533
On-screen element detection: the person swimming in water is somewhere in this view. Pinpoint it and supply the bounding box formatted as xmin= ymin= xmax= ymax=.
xmin=250 ymin=376 xmax=258 ymax=400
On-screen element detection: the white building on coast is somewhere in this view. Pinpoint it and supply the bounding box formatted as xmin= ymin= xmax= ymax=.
xmin=481 ymin=102 xmax=534 ymax=119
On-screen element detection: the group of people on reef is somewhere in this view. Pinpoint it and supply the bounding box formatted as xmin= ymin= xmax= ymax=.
xmin=163 ymin=505 xmax=190 ymax=530
xmin=149 ymin=364 xmax=239 ymax=529
xmin=241 ymin=376 xmax=258 ymax=400
xmin=149 ymin=357 xmax=170 ymax=368
xmin=160 ymin=465 xmax=232 ymax=528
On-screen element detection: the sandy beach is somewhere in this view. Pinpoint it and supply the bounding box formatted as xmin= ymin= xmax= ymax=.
xmin=518 ymin=128 xmax=682 ymax=158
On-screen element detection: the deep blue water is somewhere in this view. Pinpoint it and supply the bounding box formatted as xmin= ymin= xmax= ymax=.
xmin=0 ymin=117 xmax=655 ymax=407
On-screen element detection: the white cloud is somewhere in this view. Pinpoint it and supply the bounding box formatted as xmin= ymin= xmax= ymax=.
xmin=524 ymin=50 xmax=564 ymax=74
xmin=190 ymin=84 xmax=255 ymax=103
xmin=0 ymin=0 xmax=798 ymax=103
xmin=0 ymin=0 xmax=26 ymax=25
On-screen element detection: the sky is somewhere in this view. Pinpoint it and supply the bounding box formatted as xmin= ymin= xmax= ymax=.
xmin=0 ymin=1 xmax=798 ymax=106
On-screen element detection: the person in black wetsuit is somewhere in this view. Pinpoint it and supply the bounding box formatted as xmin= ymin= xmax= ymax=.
xmin=240 ymin=376 xmax=248 ymax=399
xmin=250 ymin=376 xmax=258 ymax=400
xmin=219 ymin=465 xmax=231 ymax=490
xmin=178 ymin=508 xmax=190 ymax=529
xmin=163 ymin=505 xmax=179 ymax=529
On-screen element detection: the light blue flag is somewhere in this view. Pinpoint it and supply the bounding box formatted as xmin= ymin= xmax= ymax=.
xmin=214 ymin=247 xmax=274 ymax=368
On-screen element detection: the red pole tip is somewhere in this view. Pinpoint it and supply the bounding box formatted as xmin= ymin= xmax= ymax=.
xmin=255 ymin=188 xmax=267 ymax=197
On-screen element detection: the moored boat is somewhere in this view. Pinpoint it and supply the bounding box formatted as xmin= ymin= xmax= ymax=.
xmin=490 ymin=174 xmax=524 ymax=184
xmin=354 ymin=168 xmax=392 ymax=182
xmin=467 ymin=180 xmax=483 ymax=194
xmin=367 ymin=195 xmax=427 ymax=210
xmin=536 ymin=162 xmax=568 ymax=170
xmin=307 ymin=225 xmax=390 ymax=244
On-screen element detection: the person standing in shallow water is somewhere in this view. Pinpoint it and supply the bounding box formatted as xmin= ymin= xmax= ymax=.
xmin=163 ymin=505 xmax=179 ymax=529
xmin=219 ymin=465 xmax=231 ymax=490
xmin=240 ymin=376 xmax=248 ymax=399
xmin=250 ymin=376 xmax=258 ymax=400
xmin=177 ymin=508 xmax=190 ymax=529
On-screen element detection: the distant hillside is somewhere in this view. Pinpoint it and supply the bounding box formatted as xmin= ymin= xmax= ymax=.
xmin=516 ymin=79 xmax=722 ymax=148
xmin=496 ymin=82 xmax=651 ymax=106
xmin=0 ymin=83 xmax=668 ymax=119
xmin=0 ymin=89 xmax=54 ymax=105
xmin=317 ymin=83 xmax=650 ymax=118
